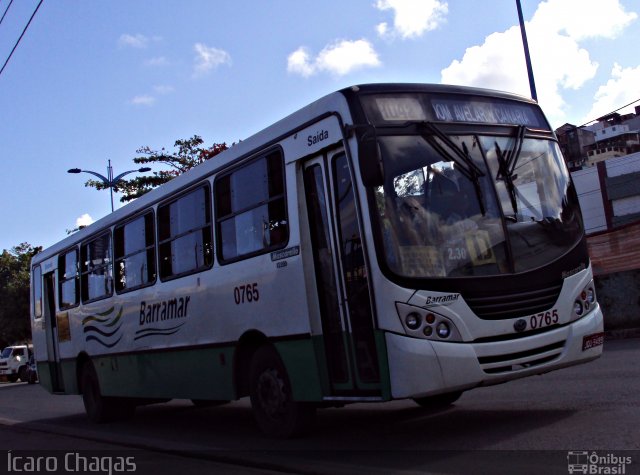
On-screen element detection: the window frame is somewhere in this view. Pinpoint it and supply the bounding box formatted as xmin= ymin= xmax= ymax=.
xmin=32 ymin=265 xmax=42 ymax=319
xmin=157 ymin=182 xmax=214 ymax=281
xmin=114 ymin=210 xmax=157 ymax=294
xmin=214 ymin=147 xmax=289 ymax=265
xmin=58 ymin=247 xmax=80 ymax=310
xmin=80 ymin=230 xmax=114 ymax=304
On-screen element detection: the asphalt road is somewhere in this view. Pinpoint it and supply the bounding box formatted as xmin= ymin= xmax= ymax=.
xmin=0 ymin=338 xmax=638 ymax=474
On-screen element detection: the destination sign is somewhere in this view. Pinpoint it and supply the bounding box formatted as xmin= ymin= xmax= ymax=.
xmin=374 ymin=97 xmax=427 ymax=121
xmin=430 ymin=98 xmax=547 ymax=128
xmin=361 ymin=93 xmax=549 ymax=129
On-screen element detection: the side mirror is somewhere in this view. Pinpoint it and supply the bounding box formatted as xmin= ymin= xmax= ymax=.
xmin=355 ymin=125 xmax=384 ymax=187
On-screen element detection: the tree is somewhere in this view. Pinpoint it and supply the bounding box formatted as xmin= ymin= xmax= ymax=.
xmin=0 ymin=243 xmax=41 ymax=348
xmin=86 ymin=135 xmax=228 ymax=204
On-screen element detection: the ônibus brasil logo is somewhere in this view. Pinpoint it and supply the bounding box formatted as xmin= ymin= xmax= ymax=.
xmin=567 ymin=451 xmax=632 ymax=474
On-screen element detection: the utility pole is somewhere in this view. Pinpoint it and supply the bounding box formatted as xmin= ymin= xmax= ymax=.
xmin=516 ymin=0 xmax=538 ymax=102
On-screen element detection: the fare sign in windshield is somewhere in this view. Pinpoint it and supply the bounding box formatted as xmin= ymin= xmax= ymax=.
xmin=362 ymin=93 xmax=549 ymax=129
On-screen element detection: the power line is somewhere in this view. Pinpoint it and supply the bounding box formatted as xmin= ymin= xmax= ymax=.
xmin=0 ymin=0 xmax=15 ymax=26
xmin=580 ymin=98 xmax=640 ymax=127
xmin=0 ymin=0 xmax=44 ymax=78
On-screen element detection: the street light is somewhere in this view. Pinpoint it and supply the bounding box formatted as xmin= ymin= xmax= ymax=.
xmin=68 ymin=159 xmax=151 ymax=212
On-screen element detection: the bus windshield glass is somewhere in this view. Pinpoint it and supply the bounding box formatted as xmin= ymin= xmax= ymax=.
xmin=373 ymin=132 xmax=583 ymax=278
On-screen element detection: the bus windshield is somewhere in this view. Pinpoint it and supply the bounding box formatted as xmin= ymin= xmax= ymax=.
xmin=373 ymin=131 xmax=583 ymax=279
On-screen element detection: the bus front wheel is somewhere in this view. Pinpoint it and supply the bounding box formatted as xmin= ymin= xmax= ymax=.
xmin=80 ymin=362 xmax=134 ymax=423
xmin=249 ymin=346 xmax=315 ymax=438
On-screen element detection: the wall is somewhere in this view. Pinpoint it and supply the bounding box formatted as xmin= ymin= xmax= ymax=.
xmin=587 ymin=222 xmax=640 ymax=332
xmin=605 ymin=152 xmax=640 ymax=226
xmin=572 ymin=167 xmax=607 ymax=234
xmin=595 ymin=270 xmax=640 ymax=331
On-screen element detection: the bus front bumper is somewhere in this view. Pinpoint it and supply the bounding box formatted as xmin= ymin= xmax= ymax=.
xmin=385 ymin=305 xmax=604 ymax=399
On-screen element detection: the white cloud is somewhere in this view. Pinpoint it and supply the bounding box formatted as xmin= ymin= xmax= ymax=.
xmin=76 ymin=214 xmax=94 ymax=228
xmin=193 ymin=43 xmax=231 ymax=75
xmin=118 ymin=33 xmax=149 ymax=49
xmin=375 ymin=0 xmax=448 ymax=39
xmin=144 ymin=56 xmax=169 ymax=67
xmin=153 ymin=85 xmax=174 ymax=95
xmin=583 ymin=64 xmax=640 ymax=123
xmin=130 ymin=95 xmax=156 ymax=106
xmin=287 ymin=48 xmax=315 ymax=77
xmin=532 ymin=0 xmax=636 ymax=41
xmin=440 ymin=0 xmax=637 ymax=124
xmin=287 ymin=39 xmax=381 ymax=77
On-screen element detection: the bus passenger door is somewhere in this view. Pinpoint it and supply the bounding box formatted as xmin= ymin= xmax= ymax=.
xmin=43 ymin=272 xmax=64 ymax=392
xmin=303 ymin=152 xmax=381 ymax=396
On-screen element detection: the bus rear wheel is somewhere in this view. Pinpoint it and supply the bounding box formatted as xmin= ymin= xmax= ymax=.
xmin=412 ymin=391 xmax=463 ymax=409
xmin=80 ymin=362 xmax=134 ymax=423
xmin=249 ymin=346 xmax=315 ymax=438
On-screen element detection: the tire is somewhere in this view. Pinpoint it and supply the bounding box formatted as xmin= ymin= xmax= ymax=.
xmin=413 ymin=391 xmax=463 ymax=409
xmin=249 ymin=345 xmax=315 ymax=438
xmin=18 ymin=366 xmax=28 ymax=383
xmin=80 ymin=362 xmax=135 ymax=423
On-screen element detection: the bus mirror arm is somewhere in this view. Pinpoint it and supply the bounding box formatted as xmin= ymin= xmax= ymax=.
xmin=349 ymin=124 xmax=384 ymax=188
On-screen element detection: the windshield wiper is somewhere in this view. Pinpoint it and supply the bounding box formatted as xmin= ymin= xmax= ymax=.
xmin=495 ymin=125 xmax=526 ymax=216
xmin=506 ymin=125 xmax=526 ymax=177
xmin=420 ymin=121 xmax=487 ymax=216
xmin=420 ymin=122 xmax=485 ymax=178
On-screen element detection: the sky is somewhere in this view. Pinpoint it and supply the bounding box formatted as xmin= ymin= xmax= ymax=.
xmin=0 ymin=0 xmax=638 ymax=253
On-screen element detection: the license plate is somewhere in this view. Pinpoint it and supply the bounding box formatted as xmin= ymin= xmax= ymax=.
xmin=582 ymin=332 xmax=605 ymax=351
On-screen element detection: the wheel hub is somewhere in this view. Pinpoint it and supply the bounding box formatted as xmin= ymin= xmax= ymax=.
xmin=257 ymin=368 xmax=287 ymax=418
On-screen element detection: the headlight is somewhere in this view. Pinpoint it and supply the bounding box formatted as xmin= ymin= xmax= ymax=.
xmin=574 ymin=282 xmax=596 ymax=318
xmin=405 ymin=312 xmax=421 ymax=330
xmin=436 ymin=322 xmax=451 ymax=339
xmin=395 ymin=302 xmax=462 ymax=342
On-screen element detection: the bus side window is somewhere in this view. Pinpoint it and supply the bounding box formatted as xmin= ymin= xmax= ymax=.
xmin=58 ymin=248 xmax=79 ymax=309
xmin=158 ymin=184 xmax=213 ymax=279
xmin=32 ymin=265 xmax=42 ymax=319
xmin=114 ymin=212 xmax=156 ymax=292
xmin=81 ymin=232 xmax=114 ymax=302
xmin=215 ymin=150 xmax=288 ymax=263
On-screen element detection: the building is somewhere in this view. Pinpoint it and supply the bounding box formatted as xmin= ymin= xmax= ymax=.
xmin=555 ymin=106 xmax=640 ymax=170
xmin=556 ymin=123 xmax=595 ymax=170
xmin=583 ymin=109 xmax=640 ymax=167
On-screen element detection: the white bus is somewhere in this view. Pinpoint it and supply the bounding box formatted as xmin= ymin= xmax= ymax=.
xmin=30 ymin=84 xmax=604 ymax=437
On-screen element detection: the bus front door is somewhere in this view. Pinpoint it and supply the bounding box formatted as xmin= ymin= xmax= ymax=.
xmin=43 ymin=272 xmax=64 ymax=392
xmin=304 ymin=152 xmax=381 ymax=396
